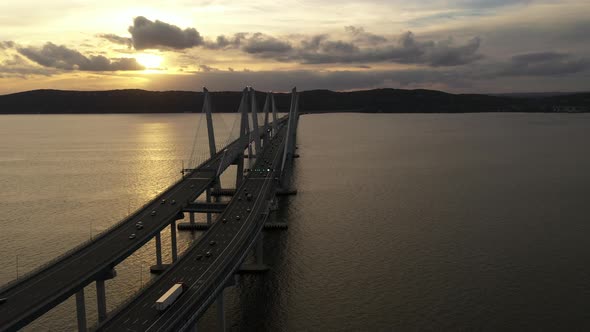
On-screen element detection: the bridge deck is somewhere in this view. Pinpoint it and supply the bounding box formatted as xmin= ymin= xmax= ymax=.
xmin=97 ymin=125 xmax=287 ymax=331
xmin=0 ymin=118 xmax=286 ymax=332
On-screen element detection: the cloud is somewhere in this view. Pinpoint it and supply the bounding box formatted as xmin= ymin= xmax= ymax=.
xmin=511 ymin=52 xmax=568 ymax=64
xmin=344 ymin=26 xmax=387 ymax=45
xmin=17 ymin=42 xmax=145 ymax=71
xmin=128 ymin=16 xmax=203 ymax=50
xmin=198 ymin=64 xmax=219 ymax=72
xmin=459 ymin=0 xmax=531 ymax=9
xmin=497 ymin=51 xmax=590 ymax=76
xmin=300 ymin=34 xmax=327 ymax=51
xmin=204 ymin=32 xmax=293 ymax=55
xmin=101 ymin=17 xmax=482 ymax=67
xmin=98 ymin=34 xmax=132 ymax=47
xmin=203 ymin=31 xmax=294 ymax=57
xmin=0 ymin=41 xmax=15 ymax=50
xmin=204 ymin=33 xmax=247 ymax=50
xmin=242 ymin=33 xmax=292 ymax=54
xmin=203 ymin=29 xmax=482 ymax=66
xmin=428 ymin=36 xmax=482 ymax=66
xmin=0 ymin=54 xmax=56 ymax=77
xmin=288 ymin=31 xmax=482 ymax=66
xmin=145 ymin=48 xmax=590 ymax=93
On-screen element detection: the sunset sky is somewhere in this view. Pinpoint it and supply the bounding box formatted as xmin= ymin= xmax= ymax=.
xmin=1 ymin=0 xmax=589 ymax=94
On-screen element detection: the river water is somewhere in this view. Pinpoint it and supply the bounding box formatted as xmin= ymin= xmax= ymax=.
xmin=1 ymin=113 xmax=590 ymax=331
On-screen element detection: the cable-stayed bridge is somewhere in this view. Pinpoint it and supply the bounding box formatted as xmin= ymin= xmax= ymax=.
xmin=0 ymin=87 xmax=300 ymax=332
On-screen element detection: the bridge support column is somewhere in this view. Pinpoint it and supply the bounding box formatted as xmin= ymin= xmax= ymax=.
xmin=238 ymin=232 xmax=269 ymax=273
xmin=150 ymin=232 xmax=169 ymax=273
xmin=156 ymin=232 xmax=163 ymax=265
xmin=264 ymin=199 xmax=288 ymax=229
xmin=75 ymin=289 xmax=87 ymax=332
xmin=171 ymin=220 xmax=178 ymax=262
xmin=94 ymin=268 xmax=116 ymax=322
xmin=236 ymin=154 xmax=244 ymax=187
xmin=206 ymin=187 xmax=212 ymax=224
xmin=96 ymin=279 xmax=107 ymax=322
xmin=217 ymin=289 xmax=226 ymax=332
xmin=255 ymin=232 xmax=264 ymax=265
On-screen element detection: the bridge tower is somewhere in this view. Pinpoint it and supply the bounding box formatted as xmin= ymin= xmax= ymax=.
xmin=187 ymin=88 xmax=299 ymax=332
xmin=177 ymin=88 xmax=252 ymax=232
xmin=271 ymin=93 xmax=279 ymax=137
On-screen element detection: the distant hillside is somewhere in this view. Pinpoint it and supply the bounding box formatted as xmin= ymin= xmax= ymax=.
xmin=0 ymin=88 xmax=588 ymax=114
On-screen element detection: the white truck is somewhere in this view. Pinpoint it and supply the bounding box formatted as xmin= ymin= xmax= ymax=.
xmin=155 ymin=282 xmax=186 ymax=311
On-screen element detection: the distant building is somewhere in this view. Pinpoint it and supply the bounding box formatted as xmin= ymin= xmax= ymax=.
xmin=553 ymin=105 xmax=588 ymax=113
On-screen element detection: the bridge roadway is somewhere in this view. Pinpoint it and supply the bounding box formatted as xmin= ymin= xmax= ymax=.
xmin=0 ymin=118 xmax=286 ymax=332
xmin=97 ymin=124 xmax=288 ymax=331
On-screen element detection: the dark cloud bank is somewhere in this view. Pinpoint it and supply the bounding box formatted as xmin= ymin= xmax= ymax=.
xmin=128 ymin=16 xmax=203 ymax=50
xmin=101 ymin=17 xmax=484 ymax=67
xmin=203 ymin=30 xmax=483 ymax=67
xmin=499 ymin=52 xmax=590 ymax=76
xmin=15 ymin=42 xmax=144 ymax=71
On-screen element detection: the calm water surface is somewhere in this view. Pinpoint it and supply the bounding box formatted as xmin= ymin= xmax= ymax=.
xmin=1 ymin=113 xmax=590 ymax=331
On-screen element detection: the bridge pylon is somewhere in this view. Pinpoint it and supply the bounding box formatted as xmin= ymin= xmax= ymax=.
xmin=178 ymin=88 xmax=252 ymax=232
xmin=249 ymin=87 xmax=262 ymax=156
xmin=262 ymin=92 xmax=271 ymax=144
xmin=271 ymin=93 xmax=278 ymax=137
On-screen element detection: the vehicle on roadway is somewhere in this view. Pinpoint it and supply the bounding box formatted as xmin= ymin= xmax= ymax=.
xmin=155 ymin=282 xmax=186 ymax=311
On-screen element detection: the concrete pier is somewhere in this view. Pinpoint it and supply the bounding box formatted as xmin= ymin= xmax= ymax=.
xmin=150 ymin=233 xmax=169 ymax=273
xmin=75 ymin=289 xmax=87 ymax=332
xmin=171 ymin=220 xmax=178 ymax=262
xmin=216 ymin=289 xmax=226 ymax=332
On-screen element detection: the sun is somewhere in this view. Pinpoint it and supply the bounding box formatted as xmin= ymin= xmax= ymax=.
xmin=135 ymin=53 xmax=163 ymax=69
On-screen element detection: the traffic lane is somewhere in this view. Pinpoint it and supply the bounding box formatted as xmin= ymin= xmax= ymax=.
xmin=0 ymin=177 xmax=215 ymax=330
xmin=0 ymin=142 xmax=225 ymax=298
xmin=108 ymin=176 xmax=273 ymax=331
xmin=153 ymin=179 xmax=275 ymax=331
xmin=109 ymin=134 xmax=286 ymax=330
xmin=102 ymin=181 xmax=263 ymax=330
xmin=152 ymin=133 xmax=286 ymax=330
xmin=102 ymin=148 xmax=286 ymax=328
xmin=0 ymin=161 xmax=225 ymax=328
xmin=103 ymin=126 xmax=292 ymax=327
